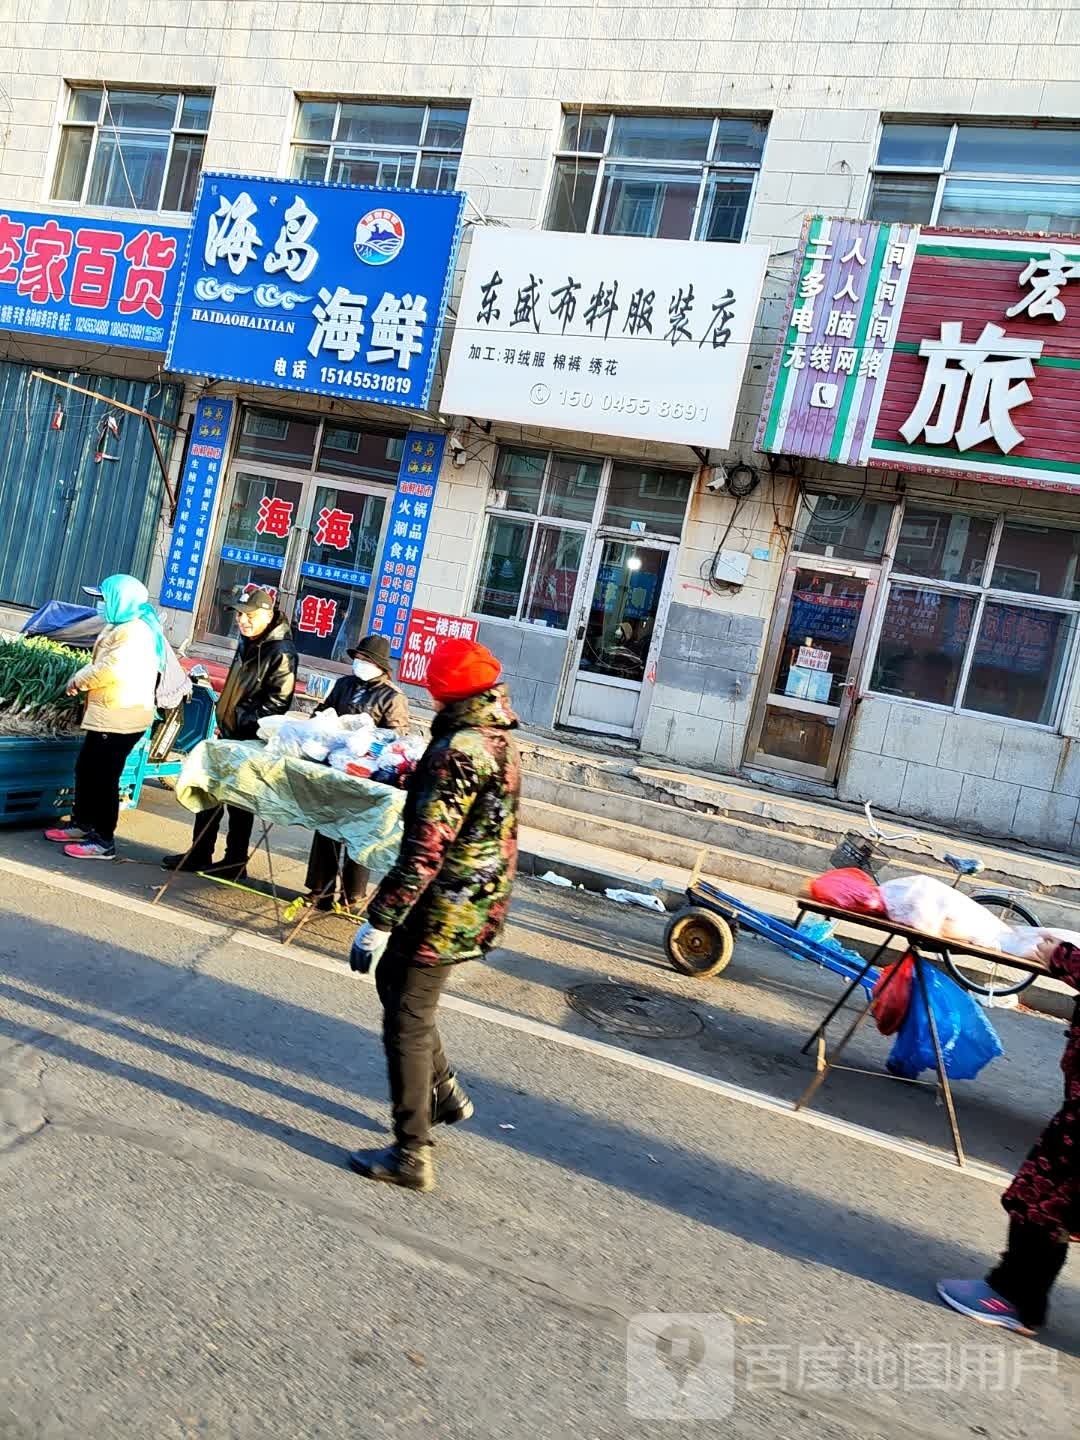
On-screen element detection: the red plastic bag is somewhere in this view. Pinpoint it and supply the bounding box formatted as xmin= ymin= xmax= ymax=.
xmin=872 ymin=953 xmax=915 ymax=1035
xmin=807 ymin=867 xmax=887 ymax=915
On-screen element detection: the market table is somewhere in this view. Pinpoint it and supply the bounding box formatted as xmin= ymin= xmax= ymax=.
xmin=792 ymin=899 xmax=1050 ymax=1167
xmin=154 ymin=739 xmax=406 ymax=942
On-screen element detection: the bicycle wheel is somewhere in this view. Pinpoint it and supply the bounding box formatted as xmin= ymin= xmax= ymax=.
xmin=942 ymin=891 xmax=1041 ymax=998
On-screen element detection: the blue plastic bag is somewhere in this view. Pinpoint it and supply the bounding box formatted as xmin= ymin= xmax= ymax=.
xmin=886 ymin=961 xmax=1003 ymax=1081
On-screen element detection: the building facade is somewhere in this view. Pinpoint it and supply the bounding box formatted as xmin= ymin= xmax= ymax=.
xmin=1 ymin=1 xmax=1079 ymax=846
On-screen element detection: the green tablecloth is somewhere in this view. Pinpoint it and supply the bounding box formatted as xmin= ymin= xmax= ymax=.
xmin=176 ymin=739 xmax=405 ymax=869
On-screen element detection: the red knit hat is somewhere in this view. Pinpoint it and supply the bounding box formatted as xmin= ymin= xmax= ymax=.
xmin=426 ymin=638 xmax=502 ymax=703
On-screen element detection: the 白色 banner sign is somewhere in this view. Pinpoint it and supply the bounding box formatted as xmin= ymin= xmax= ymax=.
xmin=440 ymin=228 xmax=769 ymax=447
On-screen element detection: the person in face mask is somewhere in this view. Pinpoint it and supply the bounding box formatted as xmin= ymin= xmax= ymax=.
xmin=304 ymin=634 xmax=410 ymax=911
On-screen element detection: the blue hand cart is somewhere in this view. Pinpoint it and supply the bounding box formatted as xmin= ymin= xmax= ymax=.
xmin=663 ymin=864 xmax=879 ymax=1000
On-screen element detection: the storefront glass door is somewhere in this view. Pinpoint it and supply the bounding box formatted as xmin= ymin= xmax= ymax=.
xmin=202 ymin=467 xmax=389 ymax=664
xmin=559 ymin=539 xmax=673 ymax=738
xmin=746 ymin=560 xmax=878 ymax=782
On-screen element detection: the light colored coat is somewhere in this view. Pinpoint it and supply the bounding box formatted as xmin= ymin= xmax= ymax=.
xmin=71 ymin=620 xmax=158 ymax=734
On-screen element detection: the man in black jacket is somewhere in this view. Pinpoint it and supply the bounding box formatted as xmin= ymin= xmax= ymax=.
xmin=304 ymin=633 xmax=409 ymax=911
xmin=163 ymin=588 xmax=297 ymax=879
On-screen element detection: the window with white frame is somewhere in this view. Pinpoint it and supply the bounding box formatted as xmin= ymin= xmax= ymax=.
xmin=866 ymin=120 xmax=1080 ymax=234
xmin=546 ymin=111 xmax=766 ymax=243
xmin=472 ymin=446 xmax=692 ymax=629
xmin=290 ymin=100 xmax=468 ymax=190
xmin=52 ymin=86 xmax=211 ymax=213
xmin=868 ymin=505 xmax=1080 ymax=727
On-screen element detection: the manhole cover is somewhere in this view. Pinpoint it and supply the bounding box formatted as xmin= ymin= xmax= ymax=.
xmin=565 ymin=982 xmax=703 ymax=1039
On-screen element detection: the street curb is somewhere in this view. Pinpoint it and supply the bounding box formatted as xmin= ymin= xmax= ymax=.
xmin=517 ymin=844 xmax=1076 ymax=1026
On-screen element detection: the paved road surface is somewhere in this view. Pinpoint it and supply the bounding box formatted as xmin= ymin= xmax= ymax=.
xmin=0 ymin=852 xmax=1077 ymax=1437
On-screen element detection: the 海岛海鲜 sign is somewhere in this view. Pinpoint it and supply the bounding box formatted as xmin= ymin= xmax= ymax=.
xmin=166 ymin=173 xmax=464 ymax=409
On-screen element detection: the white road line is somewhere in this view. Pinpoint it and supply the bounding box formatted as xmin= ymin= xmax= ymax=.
xmin=0 ymin=854 xmax=1012 ymax=1188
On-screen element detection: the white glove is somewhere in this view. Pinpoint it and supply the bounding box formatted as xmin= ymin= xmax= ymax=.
xmin=349 ymin=922 xmax=391 ymax=974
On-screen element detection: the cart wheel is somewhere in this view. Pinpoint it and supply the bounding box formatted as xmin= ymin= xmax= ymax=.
xmin=664 ymin=907 xmax=735 ymax=979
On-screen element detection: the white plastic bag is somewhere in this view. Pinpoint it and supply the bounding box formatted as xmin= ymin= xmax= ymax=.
xmin=998 ymin=925 xmax=1080 ymax=961
xmin=879 ymin=874 xmax=1009 ymax=950
xmin=605 ymin=887 xmax=666 ymax=914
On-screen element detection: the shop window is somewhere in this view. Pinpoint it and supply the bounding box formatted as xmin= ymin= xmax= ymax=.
xmin=867 ymin=120 xmax=1080 ymax=234
xmin=235 ymin=409 xmax=318 ymax=468
xmin=869 ymin=509 xmax=1080 ymax=727
xmin=290 ymin=99 xmax=468 ymax=190
xmin=794 ymin=494 xmax=894 ymax=563
xmin=472 ymin=446 xmax=601 ymax=628
xmin=546 ymin=111 xmax=765 ymax=242
xmin=893 ymin=505 xmax=993 ymax=585
xmin=602 ymin=464 xmax=693 ymax=538
xmin=52 ymin=85 xmax=211 ymax=213
xmin=318 ymin=423 xmax=403 ymax=484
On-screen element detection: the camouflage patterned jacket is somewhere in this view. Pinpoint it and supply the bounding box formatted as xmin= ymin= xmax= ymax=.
xmin=368 ymin=686 xmax=520 ymax=964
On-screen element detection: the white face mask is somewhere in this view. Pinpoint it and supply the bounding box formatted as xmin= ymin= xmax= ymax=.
xmin=353 ymin=659 xmax=382 ymax=681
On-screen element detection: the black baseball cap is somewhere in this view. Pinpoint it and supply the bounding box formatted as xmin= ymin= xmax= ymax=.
xmin=225 ymin=588 xmax=277 ymax=614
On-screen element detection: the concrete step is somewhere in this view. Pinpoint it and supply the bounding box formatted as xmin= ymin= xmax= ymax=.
xmin=519 ymin=748 xmax=1080 ymax=930
xmin=520 ymin=797 xmax=826 ymax=899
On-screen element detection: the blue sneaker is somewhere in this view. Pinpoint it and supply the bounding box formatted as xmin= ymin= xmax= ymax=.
xmin=937 ymin=1279 xmax=1037 ymax=1336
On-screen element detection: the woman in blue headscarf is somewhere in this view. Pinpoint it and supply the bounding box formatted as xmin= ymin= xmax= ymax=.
xmin=45 ymin=574 xmax=166 ymax=860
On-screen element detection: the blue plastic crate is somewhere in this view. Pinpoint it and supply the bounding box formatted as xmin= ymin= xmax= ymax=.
xmin=0 ymin=735 xmax=82 ymax=825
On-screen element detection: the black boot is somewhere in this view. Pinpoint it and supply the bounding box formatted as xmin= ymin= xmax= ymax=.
xmin=161 ymin=851 xmax=212 ymax=873
xmin=432 ymin=1073 xmax=474 ymax=1127
xmin=207 ymin=858 xmax=248 ymax=882
xmin=348 ymin=1144 xmax=435 ymax=1192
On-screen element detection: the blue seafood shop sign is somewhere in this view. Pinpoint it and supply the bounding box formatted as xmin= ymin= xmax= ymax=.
xmin=166 ymin=172 xmax=464 ymax=409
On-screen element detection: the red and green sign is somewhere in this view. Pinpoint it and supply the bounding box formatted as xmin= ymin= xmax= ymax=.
xmin=759 ymin=218 xmax=1080 ymax=491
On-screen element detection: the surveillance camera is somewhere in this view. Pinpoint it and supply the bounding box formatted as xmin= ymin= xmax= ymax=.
xmin=704 ymin=465 xmax=728 ymax=493
xmin=448 ymin=429 xmax=466 ymax=455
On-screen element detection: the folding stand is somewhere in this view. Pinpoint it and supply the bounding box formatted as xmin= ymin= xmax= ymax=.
xmin=151 ymin=816 xmax=286 ymax=941
xmin=793 ymin=922 xmax=965 ymax=1167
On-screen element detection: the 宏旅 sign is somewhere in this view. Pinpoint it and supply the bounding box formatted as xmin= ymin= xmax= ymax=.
xmin=758 ymin=215 xmax=1080 ymax=491
xmin=166 ymin=173 xmax=464 ymax=409
xmin=0 ymin=206 xmax=185 ymax=352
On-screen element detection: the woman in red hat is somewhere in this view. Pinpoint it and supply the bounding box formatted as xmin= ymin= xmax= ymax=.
xmin=347 ymin=637 xmax=520 ymax=1192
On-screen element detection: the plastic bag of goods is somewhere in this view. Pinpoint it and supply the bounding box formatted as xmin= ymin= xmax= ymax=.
xmin=997 ymin=926 xmax=1080 ymax=962
xmin=871 ymin=954 xmax=915 ymax=1036
xmin=806 ymin=867 xmax=887 ymax=915
xmin=256 ymin=714 xmax=288 ymax=741
xmin=886 ymin=962 xmax=1003 ymax=1080
xmin=262 ymin=717 xmax=312 ymax=760
xmin=879 ymin=874 xmax=1009 ymax=950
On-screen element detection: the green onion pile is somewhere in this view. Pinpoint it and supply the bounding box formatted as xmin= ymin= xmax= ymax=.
xmin=0 ymin=636 xmax=91 ymax=737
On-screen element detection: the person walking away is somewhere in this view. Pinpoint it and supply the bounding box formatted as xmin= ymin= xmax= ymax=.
xmin=162 ymin=588 xmax=297 ymax=880
xmin=305 ymin=633 xmax=410 ymax=912
xmin=347 ymin=638 xmax=519 ymax=1193
xmin=938 ymin=937 xmax=1080 ymax=1335
xmin=46 ymin=574 xmax=166 ymax=860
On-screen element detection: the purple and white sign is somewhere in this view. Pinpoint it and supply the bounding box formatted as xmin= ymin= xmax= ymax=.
xmin=757 ymin=216 xmax=916 ymax=464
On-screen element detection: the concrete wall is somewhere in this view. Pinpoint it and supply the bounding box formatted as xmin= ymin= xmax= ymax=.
xmin=476 ymin=621 xmax=567 ymax=729
xmin=839 ymin=697 xmax=1080 ymax=852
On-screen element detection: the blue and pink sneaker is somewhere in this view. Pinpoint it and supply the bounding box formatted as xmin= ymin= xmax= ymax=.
xmin=44 ymin=824 xmax=87 ymax=843
xmin=936 ymin=1279 xmax=1037 ymax=1336
xmin=63 ymin=837 xmax=116 ymax=860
